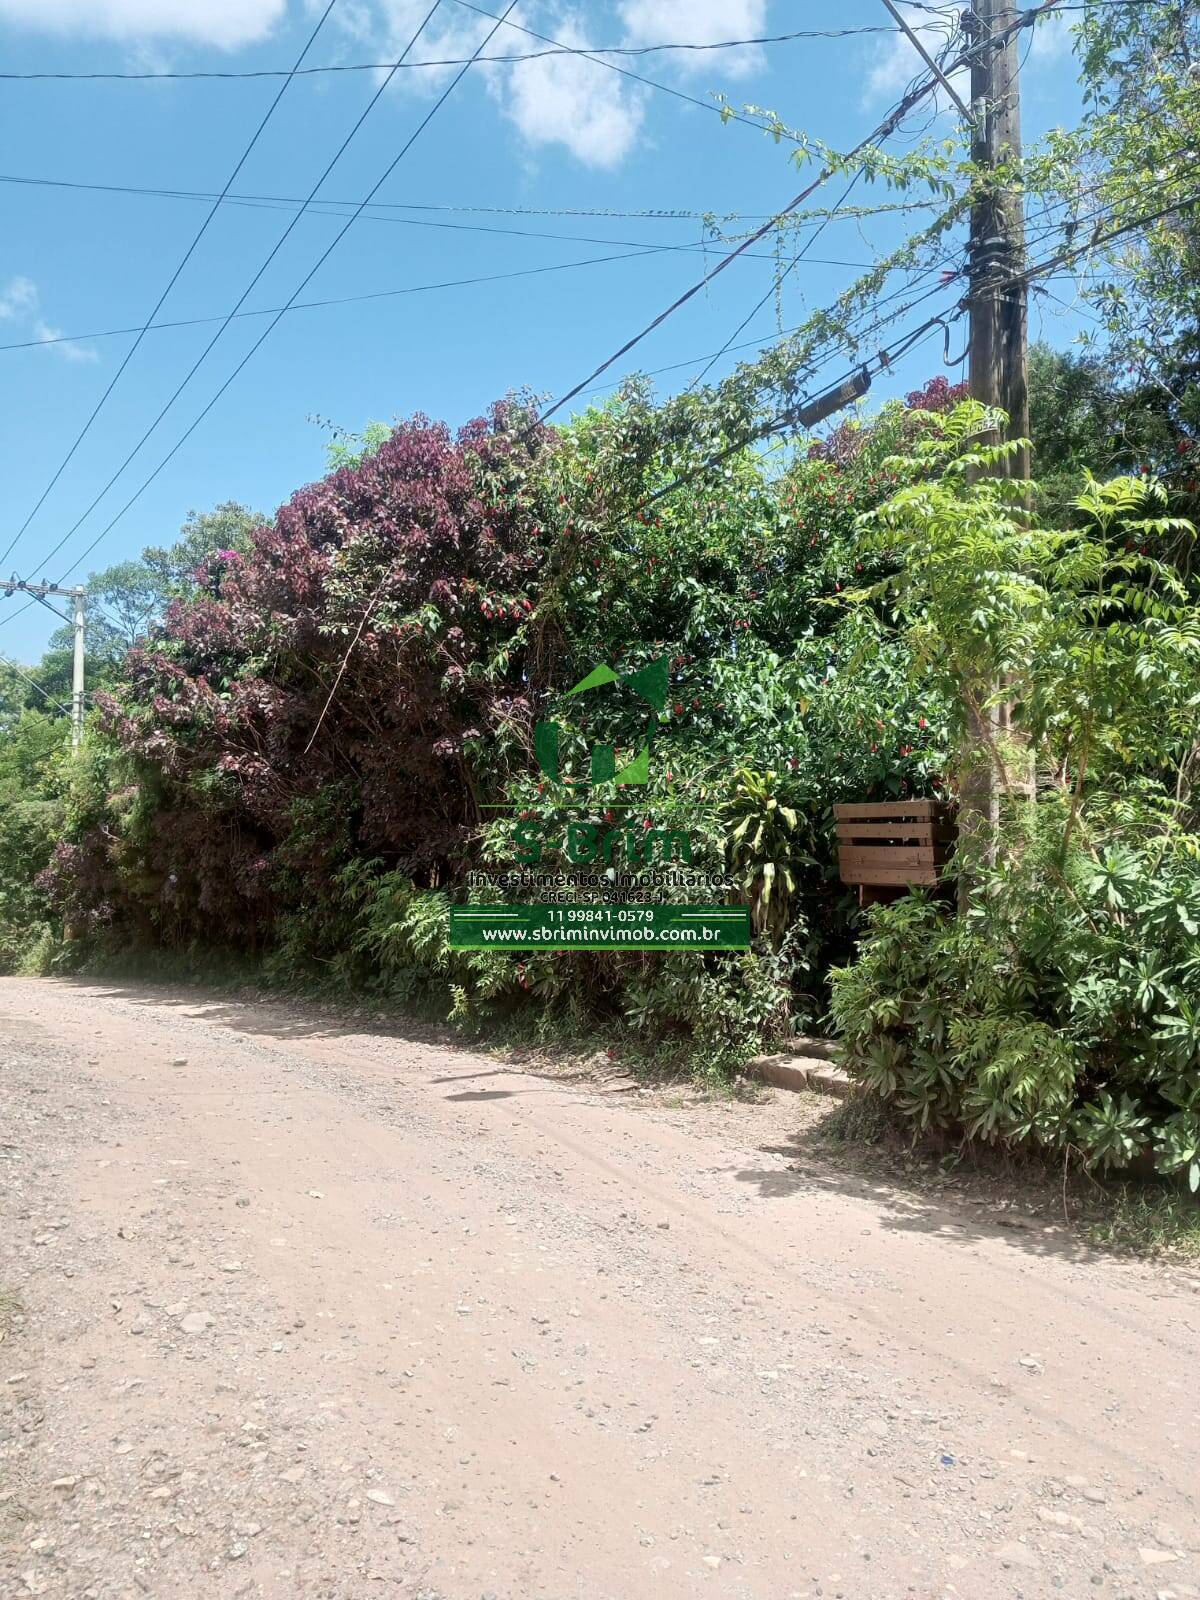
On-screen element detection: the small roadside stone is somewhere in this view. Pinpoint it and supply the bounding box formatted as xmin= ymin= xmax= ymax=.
xmin=1038 ymin=1508 xmax=1081 ymax=1531
xmin=995 ymin=1542 xmax=1039 ymax=1570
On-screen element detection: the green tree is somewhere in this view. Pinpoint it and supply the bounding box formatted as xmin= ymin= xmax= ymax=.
xmin=43 ymin=501 xmax=262 ymax=682
xmin=140 ymin=501 xmax=258 ymax=598
xmin=0 ymin=707 xmax=68 ymax=969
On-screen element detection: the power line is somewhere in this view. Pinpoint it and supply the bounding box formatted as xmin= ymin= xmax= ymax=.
xmin=0 ymin=0 xmax=341 ymax=572
xmin=33 ymin=8 xmax=941 ymax=581
xmin=0 ymin=233 xmax=878 ymax=358
xmin=535 ymin=0 xmax=1071 ymax=428
xmin=25 ymin=0 xmax=452 ymax=580
xmin=0 ymin=26 xmax=933 ymax=81
xmin=563 ymin=309 xmax=955 ymax=571
xmin=0 ymin=170 xmax=944 ymax=227
xmin=18 ymin=175 xmax=1185 ymax=610
xmin=579 ymin=262 xmax=963 ymax=403
xmin=0 ymin=647 xmax=72 ymax=717
xmin=44 ymin=0 xmax=526 ymax=587
xmin=535 ymin=60 xmax=956 ymax=425
xmin=22 ymin=588 xmax=73 ymax=626
xmin=687 ymin=169 xmax=869 ymax=395
xmin=0 ymin=246 xmax=706 ymax=354
xmin=10 ymin=3 xmax=978 ymax=585
xmin=0 ymin=174 xmax=864 ymax=263
xmin=19 ymin=241 xmax=807 ymax=355
xmin=0 ymin=181 xmax=876 ymax=331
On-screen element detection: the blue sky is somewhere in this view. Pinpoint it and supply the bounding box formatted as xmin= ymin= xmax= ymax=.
xmin=0 ymin=0 xmax=1082 ymax=660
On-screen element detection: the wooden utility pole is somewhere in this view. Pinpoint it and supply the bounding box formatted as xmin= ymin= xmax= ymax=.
xmin=967 ymin=0 xmax=1029 ymax=470
xmin=961 ymin=0 xmax=1033 ymax=864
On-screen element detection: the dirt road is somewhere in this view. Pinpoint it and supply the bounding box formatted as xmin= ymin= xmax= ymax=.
xmin=1 ymin=977 xmax=1197 ymax=1600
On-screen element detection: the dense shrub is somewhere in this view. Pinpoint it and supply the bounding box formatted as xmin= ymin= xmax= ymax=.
xmin=67 ymin=401 xmax=559 ymax=946
xmin=0 ymin=710 xmax=67 ymax=971
xmin=830 ymin=402 xmax=1200 ymax=1171
xmin=31 ymin=383 xmax=959 ymax=1062
xmin=831 ymin=801 xmax=1200 ymax=1180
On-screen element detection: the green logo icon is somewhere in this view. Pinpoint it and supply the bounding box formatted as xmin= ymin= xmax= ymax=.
xmin=534 ymin=657 xmax=667 ymax=788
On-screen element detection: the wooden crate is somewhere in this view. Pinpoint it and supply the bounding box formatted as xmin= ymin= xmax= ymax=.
xmin=835 ymin=799 xmax=955 ymax=904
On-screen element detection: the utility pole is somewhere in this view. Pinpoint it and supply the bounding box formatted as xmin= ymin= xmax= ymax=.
xmin=961 ymin=0 xmax=1034 ymax=868
xmin=70 ymin=584 xmax=86 ymax=751
xmin=966 ymin=0 xmax=1029 ymax=472
xmin=2 ymin=577 xmax=87 ymax=749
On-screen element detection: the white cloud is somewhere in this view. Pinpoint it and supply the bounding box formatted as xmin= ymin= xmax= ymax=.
xmin=486 ymin=11 xmax=647 ymax=170
xmin=34 ymin=320 xmax=100 ymax=362
xmin=0 ymin=276 xmax=98 ymax=362
xmin=861 ymin=28 xmax=967 ymax=115
xmin=326 ymin=0 xmax=494 ymax=90
xmin=0 ymin=276 xmax=38 ymax=321
xmin=0 ymin=0 xmax=285 ymax=49
xmin=323 ymin=0 xmax=772 ymax=168
xmin=616 ymin=0 xmax=768 ymax=78
xmin=1028 ymin=7 xmax=1073 ymax=67
xmin=327 ymin=0 xmax=645 ymax=166
xmin=863 ymin=32 xmax=918 ymax=106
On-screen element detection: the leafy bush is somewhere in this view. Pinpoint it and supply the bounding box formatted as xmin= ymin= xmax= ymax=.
xmin=831 ymin=804 xmax=1200 ymax=1179
xmin=0 ymin=710 xmax=68 ymax=971
xmin=24 ymin=378 xmax=965 ymax=1067
xmin=830 ymin=401 xmax=1200 ymax=1173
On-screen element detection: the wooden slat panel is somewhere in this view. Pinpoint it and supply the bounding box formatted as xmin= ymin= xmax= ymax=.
xmin=839 ymin=863 xmax=945 ymax=886
xmin=838 ymin=845 xmax=943 ymax=868
xmin=835 ymin=821 xmax=955 ymax=842
xmin=834 ymin=800 xmax=940 ymax=820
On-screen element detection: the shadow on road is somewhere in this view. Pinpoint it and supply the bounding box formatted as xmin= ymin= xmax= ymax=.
xmin=727 ymin=1117 xmax=1116 ymax=1268
xmin=40 ymin=975 xmax=1194 ymax=1283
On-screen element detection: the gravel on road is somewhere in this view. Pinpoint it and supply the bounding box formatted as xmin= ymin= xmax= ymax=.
xmin=1 ymin=976 xmax=1197 ymax=1600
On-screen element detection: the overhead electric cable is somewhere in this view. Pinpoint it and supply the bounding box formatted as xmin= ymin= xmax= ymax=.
xmin=0 ymin=247 xmax=710 ymax=354
xmin=42 ymin=0 xmax=525 ymax=585
xmin=26 ymin=0 xmax=453 ymax=576
xmin=0 ymin=234 xmax=876 ymax=358
xmin=0 ymin=172 xmax=864 ymax=261
xmin=0 ymin=170 xmax=944 ymax=226
xmin=687 ymin=170 xmax=869 ymax=395
xmin=0 ymin=0 xmax=341 ymax=570
xmin=0 ymin=25 xmax=938 ymax=80
xmin=0 ymin=649 xmax=73 ymax=716
xmin=533 ymin=0 xmax=1066 ymax=426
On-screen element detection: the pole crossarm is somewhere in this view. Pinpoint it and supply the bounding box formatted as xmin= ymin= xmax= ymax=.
xmin=1 ymin=577 xmax=87 ymax=748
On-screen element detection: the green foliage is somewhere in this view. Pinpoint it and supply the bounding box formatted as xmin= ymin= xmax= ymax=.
xmin=140 ymin=502 xmax=258 ymax=598
xmin=831 ymin=402 xmax=1200 ymax=1175
xmin=832 ymin=797 xmax=1200 ymax=1175
xmin=0 ymin=709 xmax=68 ymax=970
